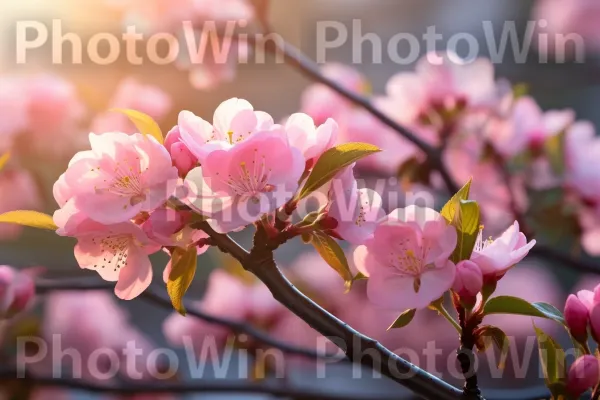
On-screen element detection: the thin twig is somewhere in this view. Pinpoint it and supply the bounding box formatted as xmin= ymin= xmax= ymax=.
xmin=35 ymin=278 xmax=344 ymax=362
xmin=0 ymin=368 xmax=399 ymax=400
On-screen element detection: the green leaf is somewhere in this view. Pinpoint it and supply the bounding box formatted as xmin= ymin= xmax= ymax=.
xmin=476 ymin=325 xmax=510 ymax=369
xmin=440 ymin=178 xmax=472 ymax=224
xmin=534 ymin=324 xmax=567 ymax=391
xmin=544 ymin=129 xmax=566 ymax=176
xmin=111 ymin=108 xmax=164 ymax=144
xmin=310 ymin=231 xmax=353 ymax=287
xmin=0 ymin=153 xmax=10 ymax=171
xmin=484 ymin=296 xmax=565 ymax=324
xmin=450 ymin=199 xmax=480 ymax=263
xmin=167 ymin=246 xmax=198 ymax=315
xmin=387 ymin=309 xmax=416 ymax=330
xmin=0 ymin=210 xmax=57 ymax=230
xmin=297 ymin=142 xmax=380 ymax=200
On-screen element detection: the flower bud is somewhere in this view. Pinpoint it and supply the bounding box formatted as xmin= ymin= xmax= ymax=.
xmin=567 ymin=355 xmax=600 ymax=398
xmin=165 ymin=126 xmax=198 ymax=177
xmin=0 ymin=266 xmax=36 ymax=320
xmin=590 ymin=302 xmax=600 ymax=343
xmin=143 ymin=208 xmax=187 ymax=242
xmin=565 ymin=294 xmax=590 ymax=342
xmin=452 ymin=260 xmax=483 ymax=298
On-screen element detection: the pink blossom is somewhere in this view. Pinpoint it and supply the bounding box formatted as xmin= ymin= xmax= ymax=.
xmin=326 ymin=166 xmax=384 ymax=244
xmin=183 ymin=130 xmax=304 ymax=233
xmin=91 ymin=78 xmax=172 ymax=134
xmin=41 ymin=291 xmax=171 ymax=387
xmin=59 ymin=132 xmax=178 ymax=225
xmin=0 ymin=77 xmax=28 ymax=151
xmin=0 ymin=266 xmax=36 ymax=320
xmin=164 ymin=126 xmax=198 ymax=177
xmin=565 ymin=121 xmax=600 ymax=201
xmin=54 ymin=213 xmax=160 ymax=299
xmin=376 ymin=52 xmax=498 ymax=126
xmin=178 ymin=98 xmax=274 ymax=162
xmin=284 ymin=113 xmax=338 ymax=161
xmin=353 ymin=205 xmax=457 ymax=310
xmin=452 ymin=260 xmax=483 ymax=298
xmin=24 ymin=74 xmax=85 ymax=139
xmin=301 ymin=63 xmax=370 ymax=125
xmin=567 ymin=355 xmax=600 ymax=398
xmin=565 ymin=293 xmax=590 ymax=341
xmin=486 ymin=96 xmax=574 ymax=158
xmin=533 ymin=0 xmax=600 ymax=54
xmin=470 ymin=221 xmax=536 ymax=278
xmin=0 ymin=170 xmax=43 ymax=240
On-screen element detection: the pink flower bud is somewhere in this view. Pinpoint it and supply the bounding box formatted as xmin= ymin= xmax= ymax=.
xmin=590 ymin=302 xmax=600 ymax=343
xmin=565 ymin=294 xmax=590 ymax=342
xmin=452 ymin=260 xmax=483 ymax=298
xmin=567 ymin=355 xmax=600 ymax=398
xmin=0 ymin=266 xmax=36 ymax=320
xmin=143 ymin=208 xmax=187 ymax=242
xmin=165 ymin=126 xmax=198 ymax=177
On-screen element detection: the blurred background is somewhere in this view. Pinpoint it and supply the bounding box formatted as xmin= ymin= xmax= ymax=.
xmin=1 ymin=0 xmax=598 ymax=398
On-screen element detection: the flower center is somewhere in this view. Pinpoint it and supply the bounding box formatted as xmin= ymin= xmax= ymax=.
xmin=221 ymin=149 xmax=274 ymax=202
xmin=91 ymin=234 xmax=131 ymax=273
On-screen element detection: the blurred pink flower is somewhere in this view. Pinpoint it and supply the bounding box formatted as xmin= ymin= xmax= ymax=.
xmin=533 ymin=0 xmax=600 ymax=54
xmin=470 ymin=221 xmax=536 ymax=279
xmin=565 ymin=121 xmax=600 ymax=201
xmin=376 ymin=52 xmax=498 ymax=126
xmin=178 ymin=98 xmax=274 ymax=162
xmin=301 ymin=63 xmax=370 ymax=125
xmin=0 ymin=266 xmax=37 ymax=320
xmin=91 ymin=78 xmax=172 ymax=134
xmin=184 ymin=130 xmax=304 ymax=233
xmin=58 ymin=132 xmax=177 ymax=225
xmin=354 ymin=205 xmax=457 ymax=310
xmin=24 ymin=74 xmax=85 ymax=139
xmin=0 ymin=77 xmax=28 ymax=152
xmin=486 ymin=96 xmax=574 ymax=158
xmin=0 ymin=169 xmax=42 ymax=240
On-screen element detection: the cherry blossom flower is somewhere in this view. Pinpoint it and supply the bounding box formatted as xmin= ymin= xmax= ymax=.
xmin=486 ymin=96 xmax=574 ymax=158
xmin=0 ymin=77 xmax=28 ymax=152
xmin=326 ymin=166 xmax=384 ymax=244
xmin=59 ymin=132 xmax=178 ymax=225
xmin=284 ymin=113 xmax=338 ymax=162
xmin=353 ymin=205 xmax=457 ymax=311
xmin=376 ymin=52 xmax=498 ymax=127
xmin=565 ymin=292 xmax=591 ymax=341
xmin=533 ymin=0 xmax=600 ymax=55
xmin=565 ymin=121 xmax=600 ymax=201
xmin=470 ymin=221 xmax=536 ymax=279
xmin=183 ymin=130 xmax=304 ymax=233
xmin=0 ymin=266 xmax=37 ymax=320
xmin=178 ymin=98 xmax=274 ymax=162
xmin=54 ymin=211 xmax=160 ymax=299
